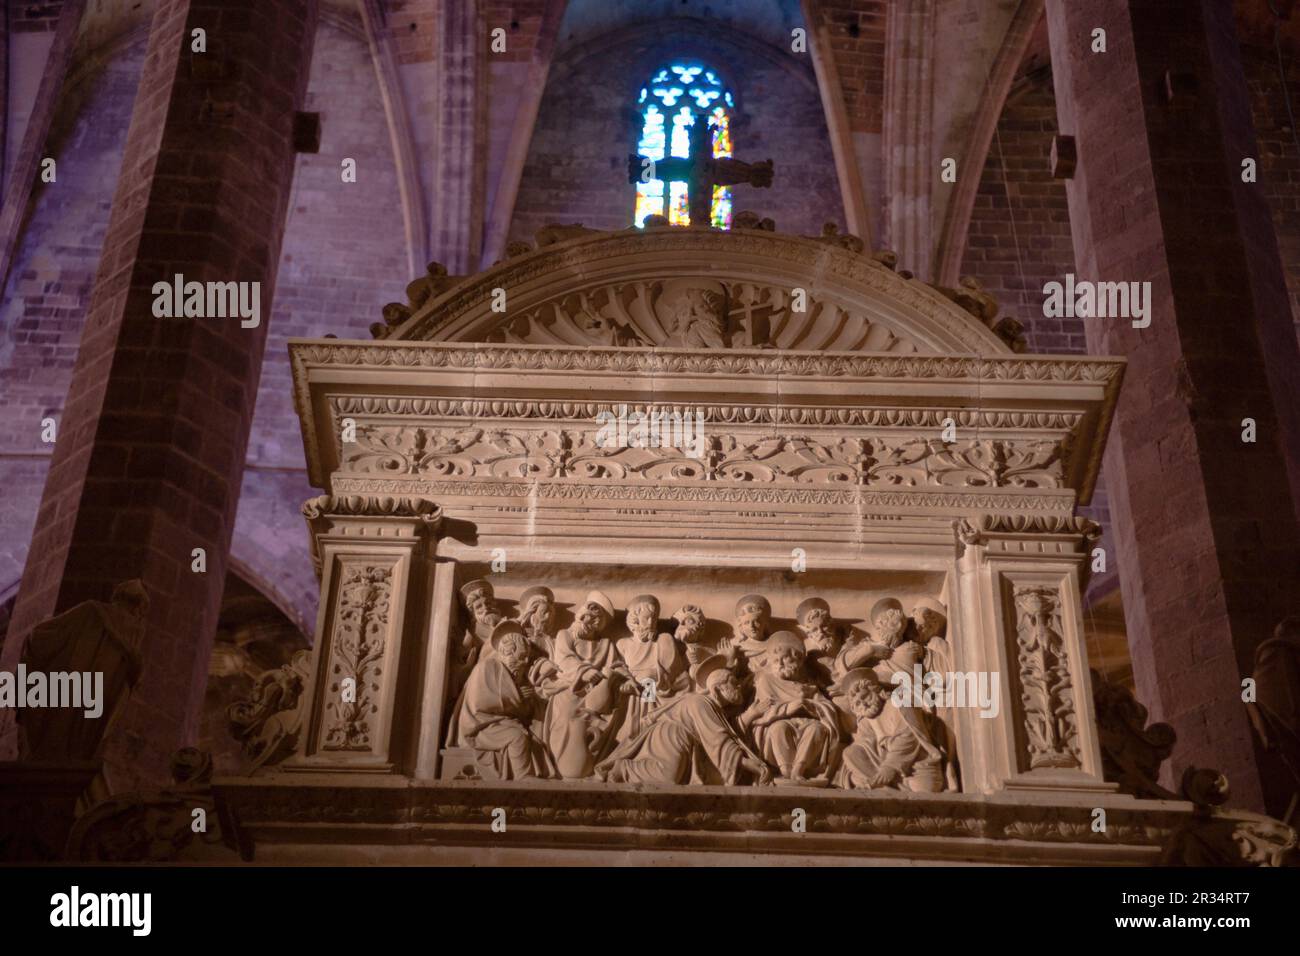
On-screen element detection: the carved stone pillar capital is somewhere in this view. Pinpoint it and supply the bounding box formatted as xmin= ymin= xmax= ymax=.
xmin=302 ymin=494 xmax=443 ymax=579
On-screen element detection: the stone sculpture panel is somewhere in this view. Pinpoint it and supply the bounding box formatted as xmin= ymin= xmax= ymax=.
xmin=439 ymin=583 xmax=961 ymax=791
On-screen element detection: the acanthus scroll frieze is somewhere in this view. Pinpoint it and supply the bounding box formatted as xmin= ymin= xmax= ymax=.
xmin=340 ymin=425 xmax=1065 ymax=490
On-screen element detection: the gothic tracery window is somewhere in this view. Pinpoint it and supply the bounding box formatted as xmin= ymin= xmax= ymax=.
xmin=633 ymin=63 xmax=734 ymax=229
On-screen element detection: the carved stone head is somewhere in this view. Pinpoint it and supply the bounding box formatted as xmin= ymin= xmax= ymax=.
xmin=573 ymin=590 xmax=615 ymax=640
xmin=659 ymin=279 xmax=729 ymax=347
xmin=734 ymin=594 xmax=771 ymax=644
xmin=696 ymin=654 xmax=742 ymax=707
xmin=910 ymin=597 xmax=947 ymax=645
xmin=461 ymin=579 xmax=498 ymax=625
xmin=842 ymin=669 xmax=889 ymax=720
xmin=673 ymin=604 xmax=707 ymax=644
xmin=518 ymin=586 xmax=555 ymax=640
xmin=796 ymin=597 xmax=837 ymax=653
xmin=491 ymin=621 xmax=532 ymax=677
xmin=870 ymin=597 xmax=907 ymax=648
xmin=626 ymin=594 xmax=660 ymax=642
xmin=765 ymin=631 xmax=807 ymax=681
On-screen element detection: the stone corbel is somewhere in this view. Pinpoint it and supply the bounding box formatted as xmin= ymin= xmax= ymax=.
xmin=953 ymin=514 xmax=1112 ymax=795
xmin=284 ymin=494 xmax=443 ymax=774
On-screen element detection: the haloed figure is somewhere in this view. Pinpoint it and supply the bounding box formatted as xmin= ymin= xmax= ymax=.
xmin=738 ymin=631 xmax=842 ymax=783
xmin=455 ymin=621 xmax=554 ymax=780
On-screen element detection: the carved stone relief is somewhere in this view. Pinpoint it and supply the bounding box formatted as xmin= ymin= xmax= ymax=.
xmin=321 ymin=565 xmax=394 ymax=753
xmin=481 ymin=278 xmax=920 ymax=353
xmin=1012 ymin=586 xmax=1081 ymax=770
xmin=341 ymin=425 xmax=1065 ymax=490
xmin=439 ymin=586 xmax=958 ymax=792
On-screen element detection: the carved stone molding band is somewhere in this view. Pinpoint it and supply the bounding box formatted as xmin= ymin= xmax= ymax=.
xmin=330 ymin=475 xmax=1074 ymax=512
xmin=301 ymin=493 xmax=443 ymax=523
xmin=340 ymin=426 xmax=1063 ymax=490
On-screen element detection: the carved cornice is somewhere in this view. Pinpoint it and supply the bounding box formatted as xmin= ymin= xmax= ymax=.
xmin=292 ymin=341 xmax=1123 ymax=383
xmin=329 ymin=475 xmax=1075 ymax=513
xmin=329 ymin=396 xmax=1083 ymax=432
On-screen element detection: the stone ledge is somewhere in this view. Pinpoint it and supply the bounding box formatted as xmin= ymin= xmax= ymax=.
xmin=214 ymin=774 xmax=1193 ymax=865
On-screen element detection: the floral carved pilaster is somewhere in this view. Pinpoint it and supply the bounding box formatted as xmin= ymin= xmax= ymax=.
xmin=954 ymin=515 xmax=1112 ymax=794
xmin=1013 ymin=585 xmax=1080 ymax=770
xmin=285 ymin=494 xmax=442 ymax=774
xmin=321 ymin=565 xmax=393 ymax=752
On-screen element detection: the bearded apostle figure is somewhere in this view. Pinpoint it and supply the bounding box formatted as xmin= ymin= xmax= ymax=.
xmin=452 ymin=579 xmax=503 ymax=692
xmin=542 ymin=590 xmax=631 ymax=778
xmin=614 ymin=594 xmax=688 ymax=742
xmin=796 ymin=597 xmax=841 ymax=687
xmin=738 ymin=631 xmax=843 ymax=784
xmin=832 ymin=668 xmax=948 ymax=792
xmin=596 ymin=655 xmax=772 ymax=786
xmin=454 ymin=621 xmax=555 ymax=780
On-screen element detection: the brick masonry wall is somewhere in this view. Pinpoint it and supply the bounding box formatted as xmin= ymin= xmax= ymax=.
xmin=1242 ymin=41 xmax=1300 ymax=345
xmin=9 ymin=2 xmax=66 ymax=33
xmin=239 ymin=10 xmax=411 ymax=635
xmin=956 ymin=65 xmax=1115 ymax=600
xmin=0 ymin=12 xmax=404 ymax=640
xmin=817 ymin=0 xmax=886 ymax=135
xmin=0 ymin=33 xmax=147 ymax=597
xmin=509 ymin=22 xmax=844 ymax=242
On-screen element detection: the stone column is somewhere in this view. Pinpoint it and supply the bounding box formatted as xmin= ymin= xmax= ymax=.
xmin=954 ymin=516 xmax=1113 ymax=796
xmin=284 ymin=496 xmax=441 ymax=774
xmin=1045 ymin=0 xmax=1300 ymax=815
xmin=0 ymin=0 xmax=320 ymax=788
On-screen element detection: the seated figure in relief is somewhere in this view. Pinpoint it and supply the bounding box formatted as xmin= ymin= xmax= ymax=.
xmin=796 ymin=597 xmax=841 ymax=687
xmin=597 ymin=655 xmax=772 ymax=786
xmin=454 ymin=621 xmax=555 ymax=780
xmin=542 ymin=590 xmax=632 ymax=779
xmin=738 ymin=631 xmax=843 ymax=784
xmin=614 ymin=594 xmax=689 ymax=742
xmin=833 ymin=668 xmax=948 ymax=792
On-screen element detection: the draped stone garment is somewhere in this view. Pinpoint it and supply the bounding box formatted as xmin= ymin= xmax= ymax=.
xmin=456 ymin=656 xmax=554 ymax=780
xmin=614 ymin=632 xmax=688 ymax=742
xmin=835 ymin=702 xmax=945 ymax=792
xmin=597 ymin=692 xmax=761 ymax=785
xmin=747 ymin=670 xmax=843 ymax=777
xmin=542 ymin=629 xmax=627 ymax=779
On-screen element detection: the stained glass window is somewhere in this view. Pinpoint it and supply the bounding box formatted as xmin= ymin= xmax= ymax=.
xmin=633 ymin=63 xmax=734 ymax=229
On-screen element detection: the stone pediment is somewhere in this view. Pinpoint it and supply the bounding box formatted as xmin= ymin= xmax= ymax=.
xmin=381 ymin=227 xmax=1015 ymax=355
